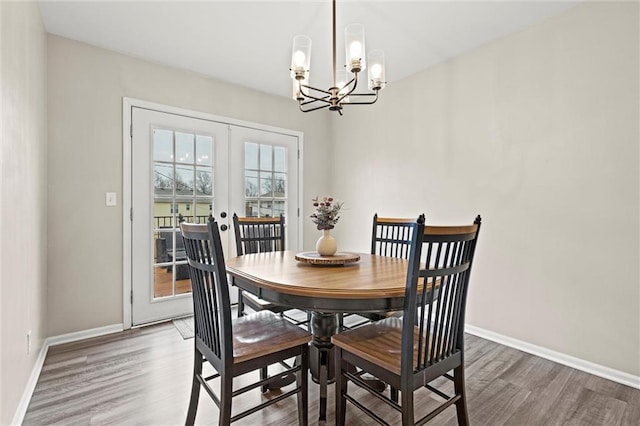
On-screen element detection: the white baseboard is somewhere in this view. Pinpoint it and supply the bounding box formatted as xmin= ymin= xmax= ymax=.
xmin=11 ymin=339 xmax=49 ymax=425
xmin=46 ymin=323 xmax=123 ymax=347
xmin=11 ymin=323 xmax=124 ymax=425
xmin=465 ymin=324 xmax=640 ymax=390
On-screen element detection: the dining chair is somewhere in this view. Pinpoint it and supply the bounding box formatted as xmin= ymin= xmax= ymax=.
xmin=339 ymin=213 xmax=425 ymax=331
xmin=371 ymin=213 xmax=424 ymax=259
xmin=233 ymin=213 xmax=289 ymax=317
xmin=332 ymin=215 xmax=482 ymax=425
xmin=233 ymin=213 xmax=310 ymax=391
xmin=181 ymin=217 xmax=311 ymax=425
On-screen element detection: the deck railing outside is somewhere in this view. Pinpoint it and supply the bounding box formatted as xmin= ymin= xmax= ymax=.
xmin=154 ymin=214 xmax=209 ymax=229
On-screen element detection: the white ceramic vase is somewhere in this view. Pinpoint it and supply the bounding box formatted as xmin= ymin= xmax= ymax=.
xmin=316 ymin=229 xmax=337 ymax=256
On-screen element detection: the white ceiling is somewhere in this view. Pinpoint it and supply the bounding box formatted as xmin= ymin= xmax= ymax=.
xmin=38 ymin=1 xmax=579 ymax=99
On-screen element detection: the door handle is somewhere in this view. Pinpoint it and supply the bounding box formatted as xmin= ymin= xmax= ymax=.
xmin=220 ymin=224 xmax=228 ymax=231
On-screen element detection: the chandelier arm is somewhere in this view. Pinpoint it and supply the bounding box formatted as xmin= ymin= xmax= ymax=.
xmin=340 ymin=90 xmax=380 ymax=105
xmin=299 ymin=102 xmax=331 ymax=113
xmin=299 ymin=90 xmax=332 ymax=105
xmin=300 ymin=83 xmax=332 ymax=96
xmin=336 ymin=72 xmax=360 ymax=103
xmin=300 ymin=95 xmax=330 ymax=107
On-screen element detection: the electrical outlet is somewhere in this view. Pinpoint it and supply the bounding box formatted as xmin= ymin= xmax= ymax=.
xmin=106 ymin=192 xmax=117 ymax=207
xmin=27 ymin=330 xmax=31 ymax=355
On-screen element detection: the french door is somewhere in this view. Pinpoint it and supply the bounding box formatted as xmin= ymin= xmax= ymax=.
xmin=128 ymin=104 xmax=300 ymax=326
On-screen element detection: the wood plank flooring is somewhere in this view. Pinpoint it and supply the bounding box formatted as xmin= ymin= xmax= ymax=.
xmin=23 ymin=322 xmax=639 ymax=425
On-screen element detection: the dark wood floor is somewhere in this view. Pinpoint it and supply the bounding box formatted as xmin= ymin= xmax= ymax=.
xmin=23 ymin=321 xmax=639 ymax=425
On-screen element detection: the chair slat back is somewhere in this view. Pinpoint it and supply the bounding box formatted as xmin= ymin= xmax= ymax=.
xmin=181 ymin=218 xmax=233 ymax=368
xmin=233 ymin=214 xmax=285 ymax=256
xmin=371 ymin=214 xmax=424 ymax=259
xmin=402 ymin=216 xmax=481 ymax=374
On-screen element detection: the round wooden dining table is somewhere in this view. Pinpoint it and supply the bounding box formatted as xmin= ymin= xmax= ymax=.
xmin=225 ymin=250 xmax=411 ymax=422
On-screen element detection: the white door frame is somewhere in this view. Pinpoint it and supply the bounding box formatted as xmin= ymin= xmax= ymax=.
xmin=122 ymin=97 xmax=304 ymax=329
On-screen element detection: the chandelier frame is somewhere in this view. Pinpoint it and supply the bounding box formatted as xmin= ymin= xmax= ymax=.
xmin=291 ymin=0 xmax=385 ymax=115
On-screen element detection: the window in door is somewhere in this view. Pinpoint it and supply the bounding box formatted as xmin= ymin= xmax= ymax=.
xmin=152 ymin=129 xmax=214 ymax=298
xmin=244 ymin=142 xmax=288 ymax=218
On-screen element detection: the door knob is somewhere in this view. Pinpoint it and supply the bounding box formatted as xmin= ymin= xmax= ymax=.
xmin=220 ymin=224 xmax=228 ymax=231
xmin=220 ymin=211 xmax=227 ymax=218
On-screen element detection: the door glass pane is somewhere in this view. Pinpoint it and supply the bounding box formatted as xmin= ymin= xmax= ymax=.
xmin=154 ymin=164 xmax=174 ymax=193
xmin=274 ymin=200 xmax=285 ymax=217
xmin=259 ymin=144 xmax=273 ymax=171
xmin=153 ymin=200 xmax=175 ymax=228
xmin=245 ymin=142 xmax=258 ymax=169
xmin=175 ymin=165 xmax=194 ymax=194
xmin=260 ymin=200 xmax=273 ymax=217
xmin=196 ymin=135 xmax=212 ymax=166
xmin=153 ymin=129 xmax=173 ymax=162
xmin=274 ymin=146 xmax=286 ymax=172
xmin=195 ymin=167 xmax=212 ymax=196
xmin=260 ymin=176 xmax=273 ymax=197
xmin=175 ymin=132 xmax=194 ymax=164
xmin=153 ymin=265 xmax=173 ymax=298
xmin=245 ymin=170 xmax=259 ymax=197
xmin=274 ymin=173 xmax=286 ymax=197
xmin=152 ymin=129 xmax=214 ymax=300
xmin=195 ymin=200 xmax=211 ymax=223
xmin=245 ymin=200 xmax=259 ymax=217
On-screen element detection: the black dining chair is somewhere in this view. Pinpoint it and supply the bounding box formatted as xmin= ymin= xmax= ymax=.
xmin=233 ymin=214 xmax=310 ymax=323
xmin=339 ymin=214 xmax=425 ymax=331
xmin=371 ymin=214 xmax=424 ymax=259
xmin=232 ymin=213 xmax=288 ymax=318
xmin=233 ymin=213 xmax=310 ymax=391
xmin=181 ymin=217 xmax=311 ymax=425
xmin=332 ymin=215 xmax=482 ymax=425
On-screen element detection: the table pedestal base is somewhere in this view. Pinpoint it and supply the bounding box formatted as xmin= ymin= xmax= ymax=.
xmin=309 ymin=312 xmax=338 ymax=422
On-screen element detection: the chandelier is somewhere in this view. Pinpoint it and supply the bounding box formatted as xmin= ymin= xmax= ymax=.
xmin=290 ymin=0 xmax=386 ymax=115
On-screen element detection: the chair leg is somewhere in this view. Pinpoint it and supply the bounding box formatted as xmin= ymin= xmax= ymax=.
xmin=260 ymin=366 xmax=269 ymax=393
xmin=401 ymin=385 xmax=414 ymax=426
xmin=334 ymin=347 xmax=347 ymax=426
xmin=185 ymin=350 xmax=203 ymax=426
xmin=391 ymin=386 xmax=399 ymax=403
xmin=219 ymin=372 xmax=233 ymax=425
xmin=237 ymin=289 xmax=245 ymax=317
xmin=297 ymin=352 xmax=309 ymax=426
xmin=453 ymin=365 xmax=470 ymax=426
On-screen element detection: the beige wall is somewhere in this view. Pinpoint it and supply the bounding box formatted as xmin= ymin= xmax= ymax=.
xmin=47 ymin=35 xmax=332 ymax=336
xmin=331 ymin=1 xmax=639 ymax=376
xmin=0 ymin=1 xmax=48 ymax=423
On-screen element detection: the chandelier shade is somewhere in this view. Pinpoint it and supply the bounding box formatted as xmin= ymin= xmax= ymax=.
xmin=344 ymin=24 xmax=366 ymax=73
xmin=367 ymin=50 xmax=386 ymax=90
xmin=290 ymin=0 xmax=386 ymax=115
xmin=290 ymin=35 xmax=311 ymax=80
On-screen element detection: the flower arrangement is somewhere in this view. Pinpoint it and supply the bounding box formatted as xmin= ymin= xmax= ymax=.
xmin=310 ymin=196 xmax=343 ymax=230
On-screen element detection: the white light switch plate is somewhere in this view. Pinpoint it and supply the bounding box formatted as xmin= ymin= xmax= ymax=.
xmin=106 ymin=192 xmax=117 ymax=206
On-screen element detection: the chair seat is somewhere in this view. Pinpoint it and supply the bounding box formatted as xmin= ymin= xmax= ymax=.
xmin=332 ymin=317 xmax=431 ymax=376
xmin=232 ymin=311 xmax=311 ymax=363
